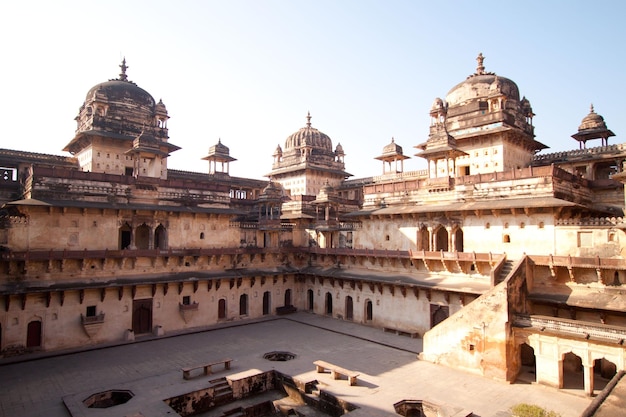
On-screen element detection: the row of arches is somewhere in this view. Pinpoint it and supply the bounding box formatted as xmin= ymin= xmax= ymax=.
xmin=119 ymin=223 xmax=167 ymax=250
xmin=518 ymin=342 xmax=617 ymax=395
xmin=416 ymin=225 xmax=464 ymax=252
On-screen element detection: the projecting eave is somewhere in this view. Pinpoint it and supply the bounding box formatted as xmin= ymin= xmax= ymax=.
xmin=4 ymin=198 xmax=245 ymax=215
xmin=346 ymin=197 xmax=581 ymax=217
xmin=266 ymin=164 xmax=352 ymax=179
xmin=300 ymin=266 xmax=489 ymax=294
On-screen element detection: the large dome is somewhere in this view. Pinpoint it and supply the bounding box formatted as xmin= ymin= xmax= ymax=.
xmin=445 ymin=53 xmax=520 ymax=107
xmin=284 ymin=112 xmax=333 ymax=152
xmin=84 ymin=59 xmax=156 ymax=109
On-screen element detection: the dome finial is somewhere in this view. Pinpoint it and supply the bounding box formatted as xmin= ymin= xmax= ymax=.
xmin=119 ymin=57 xmax=129 ymax=81
xmin=306 ymin=111 xmax=312 ymax=127
xmin=590 ymin=103 xmax=595 ymax=113
xmin=476 ymin=53 xmax=485 ymax=75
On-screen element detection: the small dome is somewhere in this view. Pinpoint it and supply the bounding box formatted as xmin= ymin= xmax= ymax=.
xmin=382 ymin=137 xmax=403 ymax=156
xmin=431 ymin=97 xmax=445 ymax=112
xmin=579 ymin=104 xmax=608 ymax=131
xmin=273 ymin=144 xmax=283 ymax=156
xmin=261 ymin=181 xmax=283 ymax=199
xmin=155 ymin=99 xmax=168 ymax=115
xmin=335 ymin=143 xmax=344 ymax=155
xmin=284 ymin=112 xmax=333 ymax=152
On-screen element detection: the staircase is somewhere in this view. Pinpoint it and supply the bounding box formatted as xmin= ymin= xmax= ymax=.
xmin=495 ymin=260 xmax=514 ymax=284
xmin=208 ymin=377 xmax=234 ymax=406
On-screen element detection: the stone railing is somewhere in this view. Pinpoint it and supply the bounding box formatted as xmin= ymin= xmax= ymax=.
xmin=513 ymin=314 xmax=626 ymax=343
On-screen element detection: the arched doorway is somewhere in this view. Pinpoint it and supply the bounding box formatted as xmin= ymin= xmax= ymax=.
xmin=453 ymin=227 xmax=464 ymax=252
xmin=284 ymin=289 xmax=292 ymax=307
xmin=135 ymin=223 xmax=150 ymax=249
xmin=365 ymin=300 xmax=373 ymax=321
xmin=263 ymin=291 xmax=271 ymax=315
xmin=594 ymin=357 xmax=617 ymax=392
xmin=119 ymin=223 xmax=131 ymax=249
xmin=417 ymin=226 xmax=429 ymax=251
xmin=562 ymin=352 xmax=584 ymax=390
xmin=218 ymin=299 xmax=227 ymax=320
xmin=132 ymin=299 xmax=152 ymax=334
xmin=325 ymin=292 xmax=333 ymax=315
xmin=519 ymin=343 xmax=536 ymax=383
xmin=430 ymin=304 xmax=449 ymax=328
xmin=26 ymin=320 xmax=42 ymax=348
xmin=345 ymin=296 xmax=353 ymax=320
xmin=307 ymin=289 xmax=314 ymax=311
xmin=434 ymin=226 xmax=448 ymax=252
xmin=239 ymin=294 xmax=248 ymax=316
xmin=154 ymin=224 xmax=167 ymax=250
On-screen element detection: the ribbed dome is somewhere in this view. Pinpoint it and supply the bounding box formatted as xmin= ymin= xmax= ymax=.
xmin=578 ymin=105 xmax=608 ymax=131
xmin=284 ymin=112 xmax=333 ymax=152
xmin=446 ymin=74 xmax=520 ymax=107
xmin=86 ymin=80 xmax=155 ymax=108
xmin=445 ymin=54 xmax=520 ymax=106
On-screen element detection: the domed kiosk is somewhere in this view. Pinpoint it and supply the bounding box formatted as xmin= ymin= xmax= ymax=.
xmin=63 ymin=59 xmax=180 ymax=178
xmin=269 ymin=112 xmax=350 ymax=197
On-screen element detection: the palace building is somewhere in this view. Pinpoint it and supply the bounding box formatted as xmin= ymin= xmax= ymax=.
xmin=2 ymin=54 xmax=626 ymax=402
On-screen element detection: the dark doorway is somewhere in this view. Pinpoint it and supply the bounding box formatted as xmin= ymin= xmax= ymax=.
xmin=345 ymin=296 xmax=353 ymax=320
xmin=325 ymin=292 xmax=333 ymax=315
xmin=135 ymin=224 xmax=150 ymax=250
xmin=430 ymin=304 xmax=449 ymax=328
xmin=119 ymin=223 xmax=131 ymax=249
xmin=284 ymin=289 xmax=292 ymax=307
xmin=307 ymin=289 xmax=314 ymax=311
xmin=263 ymin=291 xmax=271 ymax=315
xmin=365 ymin=300 xmax=373 ymax=321
xmin=132 ymin=299 xmax=152 ymax=334
xmin=218 ymin=298 xmax=227 ymax=319
xmin=26 ymin=320 xmax=42 ymax=348
xmin=154 ymin=224 xmax=167 ymax=250
xmin=239 ymin=294 xmax=248 ymax=316
xmin=434 ymin=226 xmax=449 ymax=252
xmin=562 ymin=352 xmax=584 ymax=390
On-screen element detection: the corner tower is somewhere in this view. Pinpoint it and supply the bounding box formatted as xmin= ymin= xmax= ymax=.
xmin=63 ymin=59 xmax=180 ymax=179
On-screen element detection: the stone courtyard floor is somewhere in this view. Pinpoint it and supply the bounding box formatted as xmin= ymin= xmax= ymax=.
xmin=0 ymin=312 xmax=592 ymax=417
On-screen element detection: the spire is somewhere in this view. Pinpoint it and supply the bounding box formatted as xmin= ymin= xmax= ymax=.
xmin=476 ymin=53 xmax=485 ymax=75
xmin=306 ymin=111 xmax=312 ymax=127
xmin=590 ymin=103 xmax=595 ymax=113
xmin=119 ymin=57 xmax=128 ymax=81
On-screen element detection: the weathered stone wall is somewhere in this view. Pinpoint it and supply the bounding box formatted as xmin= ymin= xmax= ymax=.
xmin=421 ymin=276 xmax=511 ymax=380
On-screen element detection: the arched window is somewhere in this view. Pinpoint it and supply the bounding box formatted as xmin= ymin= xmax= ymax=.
xmin=154 ymin=224 xmax=167 ymax=250
xmin=239 ymin=294 xmax=248 ymax=316
xmin=434 ymin=226 xmax=449 ymax=251
xmin=135 ymin=223 xmax=150 ymax=250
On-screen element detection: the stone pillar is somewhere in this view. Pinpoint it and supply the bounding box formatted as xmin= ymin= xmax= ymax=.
xmin=583 ymin=364 xmax=594 ymax=396
xmin=535 ymin=354 xmax=562 ymax=389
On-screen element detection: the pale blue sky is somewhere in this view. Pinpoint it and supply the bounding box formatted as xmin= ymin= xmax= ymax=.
xmin=1 ymin=1 xmax=624 ymax=179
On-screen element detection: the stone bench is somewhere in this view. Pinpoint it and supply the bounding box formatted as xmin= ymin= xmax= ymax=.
xmin=383 ymin=327 xmax=420 ymax=338
xmin=182 ymin=358 xmax=232 ymax=380
xmin=313 ymin=360 xmax=359 ymax=386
